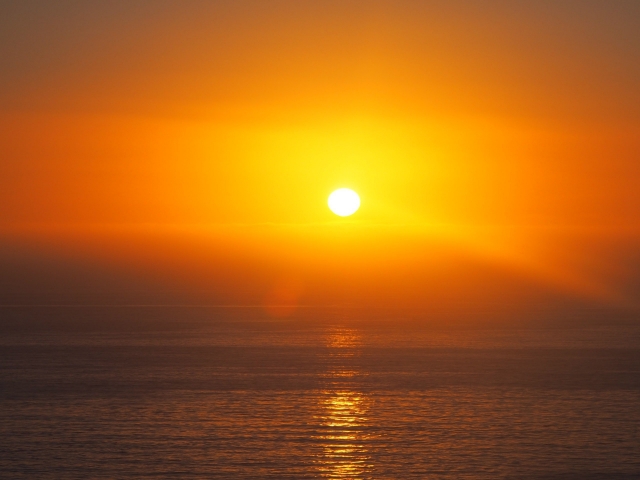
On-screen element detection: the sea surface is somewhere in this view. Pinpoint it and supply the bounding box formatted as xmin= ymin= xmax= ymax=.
xmin=1 ymin=306 xmax=639 ymax=479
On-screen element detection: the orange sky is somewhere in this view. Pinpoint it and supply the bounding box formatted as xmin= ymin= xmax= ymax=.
xmin=1 ymin=1 xmax=639 ymax=316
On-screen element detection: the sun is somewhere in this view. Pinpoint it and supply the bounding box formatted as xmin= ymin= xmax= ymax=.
xmin=328 ymin=188 xmax=360 ymax=217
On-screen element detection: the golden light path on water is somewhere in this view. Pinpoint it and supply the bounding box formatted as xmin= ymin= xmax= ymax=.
xmin=315 ymin=327 xmax=373 ymax=478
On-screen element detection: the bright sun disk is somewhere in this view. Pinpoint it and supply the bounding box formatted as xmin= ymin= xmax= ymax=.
xmin=328 ymin=188 xmax=360 ymax=217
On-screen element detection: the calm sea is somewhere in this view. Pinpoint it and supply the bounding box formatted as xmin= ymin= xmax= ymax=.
xmin=1 ymin=306 xmax=639 ymax=479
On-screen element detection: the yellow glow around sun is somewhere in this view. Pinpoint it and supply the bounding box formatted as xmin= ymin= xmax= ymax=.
xmin=328 ymin=188 xmax=360 ymax=217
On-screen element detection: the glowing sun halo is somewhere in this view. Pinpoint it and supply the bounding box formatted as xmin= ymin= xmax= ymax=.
xmin=328 ymin=188 xmax=360 ymax=217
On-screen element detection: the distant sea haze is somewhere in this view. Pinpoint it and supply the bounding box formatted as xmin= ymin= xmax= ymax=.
xmin=1 ymin=306 xmax=639 ymax=479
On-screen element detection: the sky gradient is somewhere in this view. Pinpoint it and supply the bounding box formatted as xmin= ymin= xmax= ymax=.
xmin=1 ymin=1 xmax=639 ymax=317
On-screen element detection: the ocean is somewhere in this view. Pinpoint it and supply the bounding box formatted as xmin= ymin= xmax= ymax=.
xmin=1 ymin=306 xmax=639 ymax=478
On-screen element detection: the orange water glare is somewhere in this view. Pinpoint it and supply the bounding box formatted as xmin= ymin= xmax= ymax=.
xmin=315 ymin=327 xmax=373 ymax=478
xmin=316 ymin=391 xmax=372 ymax=479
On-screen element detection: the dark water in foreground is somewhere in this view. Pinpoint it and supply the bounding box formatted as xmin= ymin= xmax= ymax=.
xmin=1 ymin=307 xmax=640 ymax=479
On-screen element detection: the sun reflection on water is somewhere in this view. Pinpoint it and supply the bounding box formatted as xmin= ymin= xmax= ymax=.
xmin=316 ymin=390 xmax=372 ymax=478
xmin=315 ymin=327 xmax=373 ymax=478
